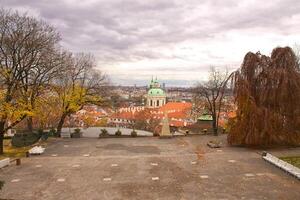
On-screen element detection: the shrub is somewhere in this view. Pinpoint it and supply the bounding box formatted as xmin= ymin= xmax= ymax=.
xmin=37 ymin=128 xmax=44 ymax=135
xmin=0 ymin=180 xmax=4 ymax=190
xmin=71 ymin=128 xmax=82 ymax=138
xmin=37 ymin=129 xmax=49 ymax=141
xmin=131 ymin=130 xmax=137 ymax=137
xmin=11 ymin=132 xmax=41 ymax=147
xmin=99 ymin=129 xmax=109 ymax=138
xmin=115 ymin=129 xmax=122 ymax=136
xmin=101 ymin=129 xmax=108 ymax=135
xmin=41 ymin=132 xmax=49 ymax=141
xmin=3 ymin=136 xmax=12 ymax=140
xmin=74 ymin=128 xmax=81 ymax=134
xmin=49 ymin=128 xmax=57 ymax=137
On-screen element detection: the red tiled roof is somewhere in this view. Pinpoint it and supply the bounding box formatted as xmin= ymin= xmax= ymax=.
xmin=110 ymin=111 xmax=136 ymax=120
xmin=109 ymin=102 xmax=193 ymax=127
xmin=159 ymin=102 xmax=192 ymax=112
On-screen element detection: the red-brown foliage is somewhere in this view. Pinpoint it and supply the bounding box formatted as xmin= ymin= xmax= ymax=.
xmin=228 ymin=47 xmax=300 ymax=146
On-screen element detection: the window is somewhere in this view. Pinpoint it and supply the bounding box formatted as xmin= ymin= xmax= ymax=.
xmin=150 ymin=100 xmax=153 ymax=106
xmin=157 ymin=100 xmax=159 ymax=106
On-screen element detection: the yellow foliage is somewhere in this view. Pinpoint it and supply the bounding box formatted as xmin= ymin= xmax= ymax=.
xmin=0 ymin=139 xmax=30 ymax=160
xmin=95 ymin=118 xmax=108 ymax=127
xmin=59 ymin=84 xmax=102 ymax=114
xmin=0 ymin=90 xmax=34 ymax=122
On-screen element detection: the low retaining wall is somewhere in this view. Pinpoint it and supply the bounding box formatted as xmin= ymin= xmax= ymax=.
xmin=61 ymin=127 xmax=153 ymax=137
xmin=262 ymin=152 xmax=300 ymax=180
xmin=61 ymin=132 xmax=71 ymax=138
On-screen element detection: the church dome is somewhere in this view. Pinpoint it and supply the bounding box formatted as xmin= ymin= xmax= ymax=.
xmin=148 ymin=88 xmax=165 ymax=96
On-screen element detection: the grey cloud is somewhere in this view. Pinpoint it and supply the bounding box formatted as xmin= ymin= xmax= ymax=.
xmin=1 ymin=0 xmax=300 ymax=85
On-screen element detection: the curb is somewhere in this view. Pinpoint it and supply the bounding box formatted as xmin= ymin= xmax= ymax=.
xmin=262 ymin=152 xmax=300 ymax=180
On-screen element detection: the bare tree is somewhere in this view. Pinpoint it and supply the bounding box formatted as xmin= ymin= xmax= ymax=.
xmin=194 ymin=67 xmax=230 ymax=135
xmin=22 ymin=49 xmax=69 ymax=131
xmin=53 ymin=53 xmax=108 ymax=135
xmin=0 ymin=9 xmax=60 ymax=154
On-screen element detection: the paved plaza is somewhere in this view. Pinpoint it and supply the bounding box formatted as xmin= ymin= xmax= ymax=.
xmin=1 ymin=135 xmax=300 ymax=200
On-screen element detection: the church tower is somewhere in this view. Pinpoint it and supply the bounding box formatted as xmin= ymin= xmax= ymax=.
xmin=146 ymin=77 xmax=166 ymax=108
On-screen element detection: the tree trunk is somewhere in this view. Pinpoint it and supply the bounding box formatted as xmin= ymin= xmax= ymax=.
xmin=27 ymin=117 xmax=33 ymax=132
xmin=212 ymin=114 xmax=218 ymax=136
xmin=0 ymin=120 xmax=6 ymax=155
xmin=56 ymin=113 xmax=68 ymax=136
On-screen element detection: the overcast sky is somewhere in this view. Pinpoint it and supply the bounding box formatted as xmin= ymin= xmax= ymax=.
xmin=1 ymin=0 xmax=300 ymax=86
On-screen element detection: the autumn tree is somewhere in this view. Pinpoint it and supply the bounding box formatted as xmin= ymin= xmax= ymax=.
xmin=133 ymin=109 xmax=160 ymax=133
xmin=54 ymin=53 xmax=108 ymax=135
xmin=228 ymin=47 xmax=300 ymax=146
xmin=22 ymin=50 xmax=68 ymax=131
xmin=194 ymin=67 xmax=230 ymax=135
xmin=28 ymin=92 xmax=62 ymax=129
xmin=0 ymin=9 xmax=61 ymax=154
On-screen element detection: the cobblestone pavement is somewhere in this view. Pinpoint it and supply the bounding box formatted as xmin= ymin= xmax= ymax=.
xmin=1 ymin=135 xmax=300 ymax=200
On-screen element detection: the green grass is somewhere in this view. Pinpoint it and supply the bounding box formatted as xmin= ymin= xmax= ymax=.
xmin=280 ymin=156 xmax=300 ymax=168
xmin=0 ymin=139 xmax=31 ymax=160
xmin=0 ymin=137 xmax=55 ymax=160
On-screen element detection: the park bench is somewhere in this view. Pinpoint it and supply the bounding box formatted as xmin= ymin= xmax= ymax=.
xmin=0 ymin=158 xmax=10 ymax=168
xmin=0 ymin=157 xmax=21 ymax=169
xmin=10 ymin=158 xmax=21 ymax=166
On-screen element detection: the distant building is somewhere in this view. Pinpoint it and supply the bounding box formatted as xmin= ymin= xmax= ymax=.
xmin=108 ymin=78 xmax=194 ymax=130
xmin=67 ymin=105 xmax=111 ymax=127
xmin=146 ymin=77 xmax=166 ymax=108
xmin=108 ymin=102 xmax=193 ymax=130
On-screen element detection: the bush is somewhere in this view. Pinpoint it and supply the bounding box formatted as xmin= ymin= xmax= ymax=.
xmin=74 ymin=128 xmax=81 ymax=134
xmin=37 ymin=129 xmax=49 ymax=141
xmin=131 ymin=130 xmax=137 ymax=137
xmin=99 ymin=129 xmax=109 ymax=138
xmin=101 ymin=129 xmax=108 ymax=135
xmin=4 ymin=136 xmax=12 ymax=140
xmin=71 ymin=128 xmax=82 ymax=138
xmin=49 ymin=128 xmax=57 ymax=137
xmin=0 ymin=180 xmax=4 ymax=190
xmin=11 ymin=132 xmax=41 ymax=147
xmin=41 ymin=132 xmax=49 ymax=141
xmin=37 ymin=128 xmax=44 ymax=135
xmin=115 ymin=129 xmax=122 ymax=136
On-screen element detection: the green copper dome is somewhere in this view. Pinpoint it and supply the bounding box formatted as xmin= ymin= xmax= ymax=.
xmin=148 ymin=88 xmax=165 ymax=96
xmin=198 ymin=114 xmax=213 ymax=121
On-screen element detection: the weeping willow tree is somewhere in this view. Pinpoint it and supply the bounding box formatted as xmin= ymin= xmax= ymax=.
xmin=228 ymin=47 xmax=300 ymax=146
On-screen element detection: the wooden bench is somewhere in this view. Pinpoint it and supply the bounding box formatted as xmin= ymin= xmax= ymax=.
xmin=0 ymin=158 xmax=10 ymax=168
xmin=10 ymin=158 xmax=21 ymax=166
